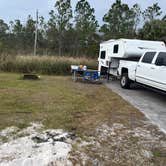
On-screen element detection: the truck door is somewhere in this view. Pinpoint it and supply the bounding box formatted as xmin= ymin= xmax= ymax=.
xmin=151 ymin=52 xmax=166 ymax=91
xmin=136 ymin=52 xmax=156 ymax=87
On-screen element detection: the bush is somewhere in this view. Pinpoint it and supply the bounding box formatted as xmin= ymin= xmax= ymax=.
xmin=0 ymin=55 xmax=98 ymax=75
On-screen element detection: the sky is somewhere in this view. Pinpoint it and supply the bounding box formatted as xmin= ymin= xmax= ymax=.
xmin=0 ymin=0 xmax=165 ymax=25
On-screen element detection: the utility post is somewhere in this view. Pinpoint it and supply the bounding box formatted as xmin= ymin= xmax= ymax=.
xmin=34 ymin=9 xmax=38 ymax=56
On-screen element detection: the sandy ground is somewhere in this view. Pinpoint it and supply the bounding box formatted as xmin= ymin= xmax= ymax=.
xmin=105 ymin=80 xmax=166 ymax=133
xmin=0 ymin=122 xmax=166 ymax=166
xmin=0 ymin=123 xmax=73 ymax=166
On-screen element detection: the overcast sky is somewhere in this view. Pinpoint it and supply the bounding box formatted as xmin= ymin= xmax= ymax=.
xmin=0 ymin=0 xmax=165 ymax=24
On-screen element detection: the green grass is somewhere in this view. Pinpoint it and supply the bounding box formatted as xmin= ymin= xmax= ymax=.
xmin=0 ymin=56 xmax=97 ymax=75
xmin=152 ymin=148 xmax=166 ymax=158
xmin=0 ymin=73 xmax=143 ymax=136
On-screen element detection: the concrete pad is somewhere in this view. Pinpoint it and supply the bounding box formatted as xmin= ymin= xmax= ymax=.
xmin=105 ymin=80 xmax=166 ymax=134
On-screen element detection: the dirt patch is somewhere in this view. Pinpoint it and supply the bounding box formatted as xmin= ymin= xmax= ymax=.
xmin=70 ymin=122 xmax=166 ymax=166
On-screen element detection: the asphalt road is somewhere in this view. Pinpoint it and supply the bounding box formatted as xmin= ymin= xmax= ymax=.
xmin=105 ymin=80 xmax=166 ymax=134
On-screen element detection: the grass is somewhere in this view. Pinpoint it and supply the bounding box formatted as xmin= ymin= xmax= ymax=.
xmin=0 ymin=56 xmax=97 ymax=75
xmin=0 ymin=73 xmax=144 ymax=136
xmin=152 ymin=148 xmax=166 ymax=158
xmin=1 ymin=73 xmax=166 ymax=165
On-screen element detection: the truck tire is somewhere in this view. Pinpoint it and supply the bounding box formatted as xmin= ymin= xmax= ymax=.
xmin=120 ymin=73 xmax=131 ymax=89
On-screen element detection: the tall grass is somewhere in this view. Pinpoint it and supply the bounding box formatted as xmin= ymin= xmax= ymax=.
xmin=0 ymin=55 xmax=98 ymax=75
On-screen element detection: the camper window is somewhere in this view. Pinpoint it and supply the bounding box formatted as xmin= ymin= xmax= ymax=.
xmin=113 ymin=45 xmax=119 ymax=53
xmin=100 ymin=51 xmax=106 ymax=59
xmin=141 ymin=52 xmax=156 ymax=64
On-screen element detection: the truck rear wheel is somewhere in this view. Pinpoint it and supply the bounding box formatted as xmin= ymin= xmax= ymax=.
xmin=120 ymin=73 xmax=131 ymax=89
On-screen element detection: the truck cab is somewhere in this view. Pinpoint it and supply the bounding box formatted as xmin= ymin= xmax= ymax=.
xmin=136 ymin=51 xmax=166 ymax=91
xmin=119 ymin=51 xmax=166 ymax=92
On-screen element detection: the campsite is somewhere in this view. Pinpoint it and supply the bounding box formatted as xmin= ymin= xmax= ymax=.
xmin=0 ymin=0 xmax=166 ymax=165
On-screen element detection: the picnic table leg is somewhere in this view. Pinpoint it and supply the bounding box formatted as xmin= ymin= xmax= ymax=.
xmin=72 ymin=70 xmax=74 ymax=81
xmin=73 ymin=70 xmax=77 ymax=82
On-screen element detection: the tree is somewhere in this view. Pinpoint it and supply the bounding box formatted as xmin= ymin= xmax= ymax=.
xmin=131 ymin=4 xmax=142 ymax=32
xmin=0 ymin=19 xmax=9 ymax=53
xmin=139 ymin=3 xmax=165 ymax=41
xmin=24 ymin=15 xmax=36 ymax=53
xmin=10 ymin=20 xmax=24 ymax=53
xmin=143 ymin=3 xmax=162 ymax=21
xmin=138 ymin=20 xmax=166 ymax=40
xmin=37 ymin=16 xmax=48 ymax=54
xmin=162 ymin=15 xmax=166 ymax=21
xmin=12 ymin=20 xmax=23 ymax=35
xmin=48 ymin=0 xmax=72 ymax=56
xmin=75 ymin=0 xmax=98 ymax=56
xmin=0 ymin=19 xmax=8 ymax=35
xmin=100 ymin=0 xmax=136 ymax=39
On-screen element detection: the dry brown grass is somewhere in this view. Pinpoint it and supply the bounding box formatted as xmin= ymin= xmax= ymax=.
xmin=0 ymin=55 xmax=97 ymax=75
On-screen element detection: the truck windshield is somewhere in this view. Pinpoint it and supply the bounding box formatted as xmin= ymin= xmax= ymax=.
xmin=155 ymin=52 xmax=166 ymax=66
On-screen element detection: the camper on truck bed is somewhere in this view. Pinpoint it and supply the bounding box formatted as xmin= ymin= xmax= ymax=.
xmin=98 ymin=39 xmax=166 ymax=92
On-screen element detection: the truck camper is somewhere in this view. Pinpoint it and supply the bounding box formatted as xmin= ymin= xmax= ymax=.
xmin=98 ymin=39 xmax=166 ymax=91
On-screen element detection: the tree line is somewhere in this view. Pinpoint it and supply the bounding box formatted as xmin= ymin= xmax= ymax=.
xmin=0 ymin=0 xmax=166 ymax=58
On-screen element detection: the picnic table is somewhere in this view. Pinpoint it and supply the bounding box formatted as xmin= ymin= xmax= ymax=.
xmin=71 ymin=65 xmax=101 ymax=83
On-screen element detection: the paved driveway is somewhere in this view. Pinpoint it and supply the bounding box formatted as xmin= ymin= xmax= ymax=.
xmin=105 ymin=80 xmax=166 ymax=133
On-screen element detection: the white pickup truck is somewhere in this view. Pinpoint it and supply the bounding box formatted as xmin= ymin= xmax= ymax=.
xmin=118 ymin=51 xmax=166 ymax=91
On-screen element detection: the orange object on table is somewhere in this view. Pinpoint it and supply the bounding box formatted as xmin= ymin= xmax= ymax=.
xmin=79 ymin=65 xmax=83 ymax=69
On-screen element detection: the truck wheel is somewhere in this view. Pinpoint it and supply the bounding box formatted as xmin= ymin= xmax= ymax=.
xmin=120 ymin=73 xmax=131 ymax=89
